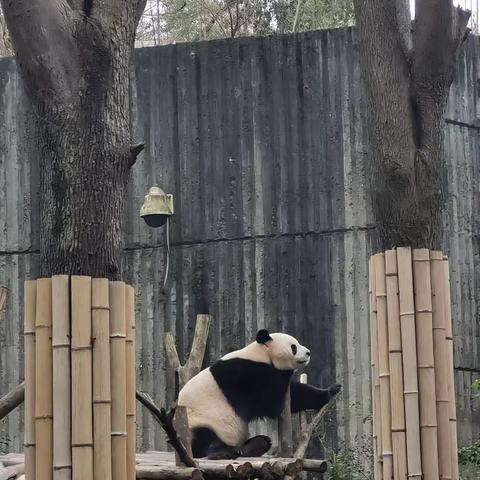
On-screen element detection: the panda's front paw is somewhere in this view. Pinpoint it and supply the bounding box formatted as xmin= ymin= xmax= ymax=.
xmin=328 ymin=383 xmax=342 ymax=398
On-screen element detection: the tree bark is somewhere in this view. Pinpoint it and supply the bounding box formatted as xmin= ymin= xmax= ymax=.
xmin=1 ymin=0 xmax=147 ymax=279
xmin=0 ymin=382 xmax=25 ymax=421
xmin=353 ymin=0 xmax=469 ymax=251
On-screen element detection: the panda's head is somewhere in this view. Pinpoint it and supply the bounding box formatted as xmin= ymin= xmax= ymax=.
xmin=256 ymin=329 xmax=311 ymax=371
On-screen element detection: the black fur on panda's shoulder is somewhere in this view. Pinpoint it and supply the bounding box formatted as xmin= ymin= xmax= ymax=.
xmin=210 ymin=358 xmax=292 ymax=422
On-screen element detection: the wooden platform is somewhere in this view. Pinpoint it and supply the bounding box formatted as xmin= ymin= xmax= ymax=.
xmin=0 ymin=451 xmax=327 ymax=479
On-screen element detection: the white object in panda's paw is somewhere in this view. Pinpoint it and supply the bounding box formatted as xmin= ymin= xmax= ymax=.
xmin=177 ymin=329 xmax=342 ymax=459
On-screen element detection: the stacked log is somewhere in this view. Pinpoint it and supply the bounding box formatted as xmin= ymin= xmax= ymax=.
xmin=24 ymin=277 xmax=136 ymax=480
xmin=369 ymin=249 xmax=458 ymax=479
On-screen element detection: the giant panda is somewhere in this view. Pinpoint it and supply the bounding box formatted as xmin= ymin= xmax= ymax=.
xmin=177 ymin=329 xmax=341 ymax=459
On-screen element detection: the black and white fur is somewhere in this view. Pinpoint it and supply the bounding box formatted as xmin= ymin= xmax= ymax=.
xmin=177 ymin=329 xmax=341 ymax=459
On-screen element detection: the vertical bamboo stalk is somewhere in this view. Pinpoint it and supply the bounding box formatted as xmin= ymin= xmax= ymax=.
xmin=412 ymin=250 xmax=439 ymax=480
xmin=443 ymin=258 xmax=459 ymax=480
xmin=52 ymin=276 xmax=72 ymax=480
xmin=125 ymin=285 xmax=136 ymax=480
xmin=110 ymin=282 xmax=127 ymax=480
xmin=35 ymin=278 xmax=53 ymax=480
xmin=369 ymin=258 xmax=382 ymax=480
xmin=430 ymin=251 xmax=452 ymax=479
xmin=71 ymin=276 xmax=93 ymax=480
xmin=385 ymin=250 xmax=407 ymax=480
xmin=374 ymin=254 xmax=393 ymax=480
xmin=92 ymin=279 xmax=112 ymax=480
xmin=24 ymin=281 xmax=36 ymax=480
xmin=396 ymin=247 xmax=422 ymax=480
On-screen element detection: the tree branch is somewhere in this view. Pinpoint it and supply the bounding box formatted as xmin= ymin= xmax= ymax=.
xmin=0 ymin=287 xmax=7 ymax=315
xmin=414 ymin=1 xmax=470 ymax=86
xmin=0 ymin=0 xmax=80 ymax=99
xmin=136 ymin=391 xmax=199 ymax=470
xmin=0 ymin=382 xmax=25 ymax=421
xmin=395 ymin=0 xmax=412 ymax=60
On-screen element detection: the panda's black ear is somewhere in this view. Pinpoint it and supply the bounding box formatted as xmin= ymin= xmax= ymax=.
xmin=256 ymin=329 xmax=272 ymax=344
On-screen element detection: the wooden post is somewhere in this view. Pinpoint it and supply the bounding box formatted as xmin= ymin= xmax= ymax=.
xmin=397 ymin=248 xmax=422 ymax=480
xmin=52 ymin=276 xmax=72 ymax=480
xmin=164 ymin=314 xmax=211 ymax=465
xmin=110 ymin=282 xmax=127 ymax=480
xmin=369 ymin=257 xmax=382 ymax=480
xmin=374 ymin=254 xmax=393 ymax=480
xmin=24 ymin=281 xmax=36 ymax=480
xmin=385 ymin=250 xmax=407 ymax=480
xmin=35 ymin=278 xmax=53 ymax=480
xmin=278 ymin=384 xmax=293 ymax=457
xmin=430 ymin=251 xmax=452 ymax=479
xmin=443 ymin=257 xmax=459 ymax=480
xmin=92 ymin=279 xmax=112 ymax=480
xmin=125 ymin=285 xmax=136 ymax=480
xmin=412 ymin=250 xmax=439 ymax=480
xmin=71 ymin=276 xmax=94 ymax=480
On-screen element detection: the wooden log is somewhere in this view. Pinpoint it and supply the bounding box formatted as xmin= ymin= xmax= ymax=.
xmin=430 ymin=251 xmax=452 ymax=479
xmin=443 ymin=257 xmax=459 ymax=480
xmin=0 ymin=286 xmax=6 ymax=314
xmin=71 ymin=276 xmax=93 ymax=480
xmin=126 ymin=285 xmax=136 ymax=480
xmin=136 ymin=466 xmax=202 ymax=479
xmin=92 ymin=279 xmax=112 ymax=480
xmin=0 ymin=382 xmax=25 ymax=421
xmin=412 ymin=249 xmax=439 ymax=480
xmin=173 ymin=407 xmax=193 ymax=466
xmin=368 ymin=257 xmax=382 ymax=478
xmin=24 ymin=279 xmax=36 ymax=480
xmin=396 ymin=247 xmax=422 ymax=480
xmin=110 ymin=281 xmax=127 ymax=480
xmin=35 ymin=278 xmax=53 ymax=480
xmin=52 ymin=275 xmax=72 ymax=480
xmin=374 ymin=253 xmax=393 ymax=480
xmin=278 ymin=384 xmax=293 ymax=457
xmin=385 ymin=250 xmax=407 ymax=480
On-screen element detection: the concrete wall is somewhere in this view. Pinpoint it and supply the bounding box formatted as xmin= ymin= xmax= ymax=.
xmin=0 ymin=28 xmax=478 ymax=454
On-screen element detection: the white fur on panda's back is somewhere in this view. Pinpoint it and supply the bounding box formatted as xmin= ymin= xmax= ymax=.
xmin=177 ymin=367 xmax=249 ymax=447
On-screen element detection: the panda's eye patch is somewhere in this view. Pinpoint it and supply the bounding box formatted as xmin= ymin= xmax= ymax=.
xmin=291 ymin=344 xmax=297 ymax=355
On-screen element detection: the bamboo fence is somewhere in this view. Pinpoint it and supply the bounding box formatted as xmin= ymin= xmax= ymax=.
xmin=23 ymin=277 xmax=136 ymax=480
xmin=369 ymin=249 xmax=459 ymax=480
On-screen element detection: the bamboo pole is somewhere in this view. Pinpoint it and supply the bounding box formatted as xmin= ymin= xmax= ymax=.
xmin=443 ymin=257 xmax=459 ymax=480
xmin=385 ymin=250 xmax=407 ymax=480
xmin=430 ymin=251 xmax=452 ymax=479
xmin=374 ymin=254 xmax=393 ymax=480
xmin=396 ymin=247 xmax=422 ymax=480
xmin=92 ymin=279 xmax=112 ymax=480
xmin=71 ymin=276 xmax=93 ymax=480
xmin=369 ymin=257 xmax=382 ymax=480
xmin=35 ymin=278 xmax=53 ymax=480
xmin=52 ymin=275 xmax=72 ymax=480
xmin=110 ymin=281 xmax=127 ymax=480
xmin=125 ymin=285 xmax=136 ymax=480
xmin=412 ymin=250 xmax=439 ymax=480
xmin=24 ymin=281 xmax=36 ymax=480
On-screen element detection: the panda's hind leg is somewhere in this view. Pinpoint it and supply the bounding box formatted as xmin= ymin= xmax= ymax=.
xmin=239 ymin=435 xmax=272 ymax=457
xmin=191 ymin=427 xmax=241 ymax=460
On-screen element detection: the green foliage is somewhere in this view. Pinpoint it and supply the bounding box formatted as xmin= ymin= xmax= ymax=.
xmin=326 ymin=436 xmax=374 ymax=480
xmin=459 ymin=442 xmax=480 ymax=466
xmin=137 ymin=0 xmax=355 ymax=45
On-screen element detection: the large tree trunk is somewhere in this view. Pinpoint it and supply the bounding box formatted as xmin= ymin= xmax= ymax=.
xmin=353 ymin=0 xmax=470 ymax=251
xmin=1 ymin=0 xmax=147 ymax=279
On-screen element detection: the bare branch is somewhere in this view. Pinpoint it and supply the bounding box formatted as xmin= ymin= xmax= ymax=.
xmin=0 ymin=287 xmax=7 ymax=314
xmin=0 ymin=382 xmax=25 ymax=421
xmin=135 ymin=391 xmax=199 ymax=470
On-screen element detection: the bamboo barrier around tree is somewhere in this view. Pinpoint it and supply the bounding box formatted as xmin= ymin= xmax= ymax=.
xmin=35 ymin=278 xmax=54 ymax=480
xmin=24 ymin=278 xmax=136 ymax=480
xmin=384 ymin=250 xmax=407 ymax=480
xmin=374 ymin=254 xmax=393 ymax=480
xmin=92 ymin=279 xmax=112 ymax=480
xmin=369 ymin=248 xmax=459 ymax=480
xmin=24 ymin=281 xmax=36 ymax=480
xmin=52 ymin=275 xmax=72 ymax=480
